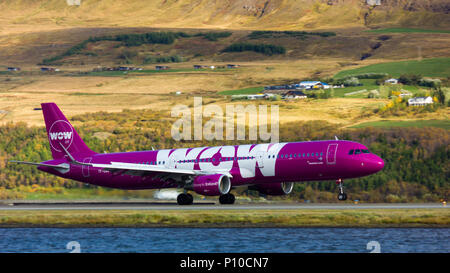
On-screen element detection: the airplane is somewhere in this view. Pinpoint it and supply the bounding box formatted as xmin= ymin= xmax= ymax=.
xmin=10 ymin=103 xmax=384 ymax=205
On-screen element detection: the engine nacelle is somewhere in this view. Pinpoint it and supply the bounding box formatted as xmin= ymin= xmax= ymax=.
xmin=249 ymin=182 xmax=294 ymax=196
xmin=191 ymin=174 xmax=231 ymax=196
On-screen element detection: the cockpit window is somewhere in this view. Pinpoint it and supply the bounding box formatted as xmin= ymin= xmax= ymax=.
xmin=354 ymin=149 xmax=361 ymax=154
xmin=362 ymin=149 xmax=370 ymax=154
xmin=349 ymin=149 xmax=354 ymax=155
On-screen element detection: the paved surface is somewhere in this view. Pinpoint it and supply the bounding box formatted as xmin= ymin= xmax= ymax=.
xmin=0 ymin=202 xmax=447 ymax=210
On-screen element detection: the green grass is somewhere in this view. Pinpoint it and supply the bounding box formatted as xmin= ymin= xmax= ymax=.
xmin=350 ymin=119 xmax=450 ymax=130
xmin=0 ymin=209 xmax=448 ymax=227
xmin=218 ymin=86 xmax=264 ymax=95
xmin=332 ymin=79 xmax=379 ymax=98
xmin=333 ymin=79 xmax=421 ymax=98
xmin=366 ymin=28 xmax=450 ymax=34
xmin=334 ymin=58 xmax=450 ymax=78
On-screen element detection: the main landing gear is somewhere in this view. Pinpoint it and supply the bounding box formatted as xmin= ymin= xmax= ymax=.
xmin=177 ymin=192 xmax=236 ymax=205
xmin=336 ymin=179 xmax=347 ymax=201
xmin=219 ymin=193 xmax=235 ymax=205
xmin=177 ymin=193 xmax=194 ymax=205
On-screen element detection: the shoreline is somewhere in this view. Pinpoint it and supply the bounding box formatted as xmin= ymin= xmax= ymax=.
xmin=0 ymin=208 xmax=448 ymax=228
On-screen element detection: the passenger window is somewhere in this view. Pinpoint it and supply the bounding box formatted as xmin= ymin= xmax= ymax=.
xmin=316 ymin=152 xmax=319 ymax=156
xmin=349 ymin=149 xmax=354 ymax=155
xmin=355 ymin=149 xmax=361 ymax=154
xmin=362 ymin=149 xmax=370 ymax=154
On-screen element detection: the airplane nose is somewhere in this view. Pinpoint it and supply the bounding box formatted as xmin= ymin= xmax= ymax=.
xmin=362 ymin=154 xmax=384 ymax=174
xmin=376 ymin=157 xmax=384 ymax=171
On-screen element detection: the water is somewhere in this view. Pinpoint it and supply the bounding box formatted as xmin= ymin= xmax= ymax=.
xmin=0 ymin=228 xmax=448 ymax=253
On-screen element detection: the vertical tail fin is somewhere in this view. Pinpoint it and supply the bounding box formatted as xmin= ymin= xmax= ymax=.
xmin=41 ymin=103 xmax=95 ymax=159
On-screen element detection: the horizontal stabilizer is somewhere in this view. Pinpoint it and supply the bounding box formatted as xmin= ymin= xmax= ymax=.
xmin=9 ymin=160 xmax=70 ymax=170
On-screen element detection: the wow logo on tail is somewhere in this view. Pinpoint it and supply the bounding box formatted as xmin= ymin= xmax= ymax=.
xmin=48 ymin=120 xmax=74 ymax=152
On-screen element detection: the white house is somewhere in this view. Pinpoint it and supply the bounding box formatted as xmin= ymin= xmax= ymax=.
xmin=385 ymin=78 xmax=398 ymax=84
xmin=408 ymin=96 xmax=434 ymax=106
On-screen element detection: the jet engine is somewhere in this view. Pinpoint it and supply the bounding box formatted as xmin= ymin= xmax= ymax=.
xmin=191 ymin=174 xmax=231 ymax=196
xmin=248 ymin=182 xmax=294 ymax=196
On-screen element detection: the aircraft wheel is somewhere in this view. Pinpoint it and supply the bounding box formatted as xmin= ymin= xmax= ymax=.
xmin=338 ymin=193 xmax=347 ymax=201
xmin=219 ymin=193 xmax=235 ymax=205
xmin=177 ymin=193 xmax=194 ymax=205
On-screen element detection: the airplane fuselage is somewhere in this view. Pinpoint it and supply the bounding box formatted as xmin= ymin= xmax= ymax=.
xmin=40 ymin=140 xmax=384 ymax=190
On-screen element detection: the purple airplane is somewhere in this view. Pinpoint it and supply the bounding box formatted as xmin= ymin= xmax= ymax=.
xmin=11 ymin=103 xmax=384 ymax=205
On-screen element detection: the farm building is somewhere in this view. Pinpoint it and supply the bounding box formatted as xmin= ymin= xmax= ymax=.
xmin=283 ymin=90 xmax=307 ymax=99
xmin=227 ymin=64 xmax=240 ymax=69
xmin=366 ymin=0 xmax=381 ymax=6
xmin=40 ymin=67 xmax=59 ymax=72
xmin=155 ymin=65 xmax=170 ymax=70
xmin=66 ymin=0 xmax=81 ymax=5
xmin=385 ymin=78 xmax=399 ymax=84
xmin=299 ymin=81 xmax=330 ymax=90
xmin=408 ymin=97 xmax=434 ymax=106
xmin=193 ymin=65 xmax=209 ymax=69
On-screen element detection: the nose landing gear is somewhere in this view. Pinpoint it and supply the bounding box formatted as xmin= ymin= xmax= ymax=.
xmin=336 ymin=179 xmax=347 ymax=201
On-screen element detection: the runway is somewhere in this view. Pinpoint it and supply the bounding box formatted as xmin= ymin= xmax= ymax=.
xmin=0 ymin=201 xmax=447 ymax=210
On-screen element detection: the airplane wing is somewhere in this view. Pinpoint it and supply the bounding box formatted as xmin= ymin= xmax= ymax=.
xmin=92 ymin=162 xmax=197 ymax=175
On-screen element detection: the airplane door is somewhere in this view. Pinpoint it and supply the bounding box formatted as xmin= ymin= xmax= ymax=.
xmin=82 ymin=157 xmax=92 ymax=177
xmin=256 ymin=151 xmax=265 ymax=168
xmin=326 ymin=144 xmax=338 ymax=165
xmin=168 ymin=155 xmax=177 ymax=168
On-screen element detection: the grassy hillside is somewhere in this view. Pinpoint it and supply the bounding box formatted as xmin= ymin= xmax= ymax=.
xmin=367 ymin=28 xmax=450 ymax=34
xmin=1 ymin=116 xmax=449 ymax=203
xmin=334 ymin=58 xmax=450 ymax=78
xmin=350 ymin=119 xmax=450 ymax=130
xmin=0 ymin=0 xmax=449 ymax=30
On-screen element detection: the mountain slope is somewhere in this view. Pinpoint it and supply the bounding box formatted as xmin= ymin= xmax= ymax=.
xmin=0 ymin=0 xmax=449 ymax=30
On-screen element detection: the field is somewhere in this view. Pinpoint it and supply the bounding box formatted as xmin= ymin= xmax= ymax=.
xmin=366 ymin=28 xmax=450 ymax=34
xmin=0 ymin=209 xmax=448 ymax=228
xmin=334 ymin=58 xmax=450 ymax=78
xmin=350 ymin=119 xmax=450 ymax=130
xmin=218 ymin=86 xmax=265 ymax=95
